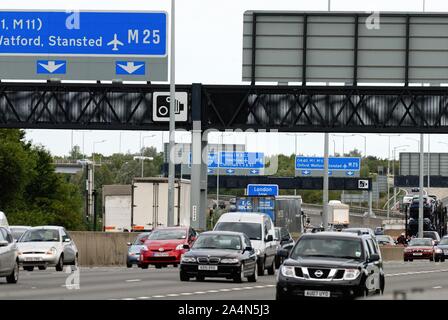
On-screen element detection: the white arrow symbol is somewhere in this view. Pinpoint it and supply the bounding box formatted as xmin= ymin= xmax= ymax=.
xmin=117 ymin=62 xmax=144 ymax=74
xmin=39 ymin=61 xmax=64 ymax=73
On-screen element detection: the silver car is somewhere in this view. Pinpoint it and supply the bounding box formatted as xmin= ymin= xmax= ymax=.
xmin=9 ymin=226 xmax=31 ymax=242
xmin=17 ymin=226 xmax=78 ymax=272
xmin=0 ymin=226 xmax=19 ymax=283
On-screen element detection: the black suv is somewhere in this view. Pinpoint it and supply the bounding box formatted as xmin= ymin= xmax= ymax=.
xmin=276 ymin=232 xmax=384 ymax=300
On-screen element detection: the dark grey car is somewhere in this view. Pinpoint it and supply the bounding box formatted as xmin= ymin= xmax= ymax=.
xmin=0 ymin=227 xmax=19 ymax=283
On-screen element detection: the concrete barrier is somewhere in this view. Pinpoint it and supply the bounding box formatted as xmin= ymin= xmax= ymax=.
xmin=70 ymin=231 xmax=137 ymax=267
xmin=380 ymin=246 xmax=404 ymax=261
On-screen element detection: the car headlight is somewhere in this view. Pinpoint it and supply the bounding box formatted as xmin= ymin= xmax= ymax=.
xmin=435 ymin=248 xmax=442 ymax=253
xmin=176 ymin=244 xmax=186 ymax=251
xmin=181 ymin=256 xmax=196 ymax=263
xmin=281 ymin=265 xmax=295 ymax=277
xmin=46 ymin=247 xmax=57 ymax=255
xmin=220 ymin=258 xmax=239 ymax=264
xmin=343 ymin=269 xmax=361 ymax=280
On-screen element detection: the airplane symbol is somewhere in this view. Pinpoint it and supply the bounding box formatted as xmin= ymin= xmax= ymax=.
xmin=107 ymin=34 xmax=124 ymax=51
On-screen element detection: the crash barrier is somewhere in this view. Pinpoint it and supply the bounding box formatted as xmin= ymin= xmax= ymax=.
xmin=380 ymin=246 xmax=405 ymax=261
xmin=70 ymin=231 xmax=137 ymax=267
xmin=69 ymin=231 xmax=405 ymax=266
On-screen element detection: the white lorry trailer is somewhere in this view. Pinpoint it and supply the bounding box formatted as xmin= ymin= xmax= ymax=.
xmin=328 ymin=200 xmax=350 ymax=229
xmin=131 ymin=178 xmax=191 ymax=231
xmin=102 ymin=185 xmax=132 ymax=232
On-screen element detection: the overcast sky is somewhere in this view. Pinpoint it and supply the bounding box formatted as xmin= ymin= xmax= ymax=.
xmin=5 ymin=0 xmax=448 ymax=159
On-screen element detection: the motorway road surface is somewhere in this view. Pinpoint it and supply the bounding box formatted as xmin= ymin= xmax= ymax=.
xmin=2 ymin=262 xmax=448 ymax=300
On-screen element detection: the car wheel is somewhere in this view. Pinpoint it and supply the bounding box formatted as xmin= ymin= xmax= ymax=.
xmin=247 ymin=263 xmax=258 ymax=283
xmin=55 ymin=256 xmax=64 ymax=272
xmin=126 ymin=262 xmax=133 ymax=268
xmin=267 ymin=259 xmax=275 ymax=275
xmin=6 ymin=261 xmax=19 ymax=284
xmin=140 ymin=264 xmax=148 ymax=269
xmin=442 ymin=257 xmax=446 ymax=262
xmin=435 ymin=257 xmax=440 ymax=262
xmin=257 ymin=259 xmax=265 ymax=276
xmin=71 ymin=254 xmax=78 ymax=266
xmin=38 ymin=266 xmax=47 ymax=271
xmin=173 ymin=264 xmax=178 ymax=268
xmin=23 ymin=266 xmax=34 ymax=272
xmin=409 ymin=258 xmax=413 ymax=262
xmin=180 ymin=271 xmax=189 ymax=281
xmin=234 ymin=264 xmax=244 ymax=283
xmin=275 ymin=256 xmax=281 ymax=269
xmin=430 ymin=256 xmax=434 ymax=262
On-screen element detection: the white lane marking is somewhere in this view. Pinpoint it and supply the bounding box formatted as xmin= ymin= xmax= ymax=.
xmin=120 ymin=284 xmax=275 ymax=300
xmin=386 ymin=269 xmax=448 ymax=277
xmin=125 ymin=279 xmax=142 ymax=283
xmin=433 ymin=286 xmax=442 ymax=289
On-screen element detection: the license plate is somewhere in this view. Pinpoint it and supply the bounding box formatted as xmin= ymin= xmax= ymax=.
xmin=413 ymin=253 xmax=423 ymax=256
xmin=153 ymin=252 xmax=169 ymax=257
xmin=198 ymin=265 xmax=218 ymax=271
xmin=25 ymin=257 xmax=42 ymax=262
xmin=304 ymin=290 xmax=331 ymax=298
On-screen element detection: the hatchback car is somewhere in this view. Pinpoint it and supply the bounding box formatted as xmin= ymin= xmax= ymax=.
xmin=404 ymin=238 xmax=443 ymax=262
xmin=139 ymin=227 xmax=197 ymax=269
xmin=17 ymin=226 xmax=78 ymax=271
xmin=180 ymin=231 xmax=258 ymax=283
xmin=376 ymin=235 xmax=396 ymax=246
xmin=0 ymin=227 xmax=19 ymax=283
xmin=423 ymin=231 xmax=441 ymax=245
xmin=276 ymin=231 xmax=384 ymax=300
xmin=126 ymin=232 xmax=151 ymax=268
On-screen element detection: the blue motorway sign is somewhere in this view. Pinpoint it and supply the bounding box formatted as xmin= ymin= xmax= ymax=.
xmin=0 ymin=11 xmax=167 ymax=56
xmin=247 ymin=184 xmax=279 ymax=196
xmin=220 ymin=152 xmax=264 ymax=169
xmin=295 ymin=157 xmax=360 ymax=171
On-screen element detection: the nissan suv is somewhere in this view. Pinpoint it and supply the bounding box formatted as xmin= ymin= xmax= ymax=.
xmin=276 ymin=231 xmax=384 ymax=300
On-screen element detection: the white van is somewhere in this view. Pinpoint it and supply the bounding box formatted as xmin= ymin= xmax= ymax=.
xmin=213 ymin=212 xmax=277 ymax=276
xmin=0 ymin=212 xmax=9 ymax=229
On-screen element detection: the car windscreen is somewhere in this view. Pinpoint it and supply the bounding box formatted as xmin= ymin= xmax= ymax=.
xmin=148 ymin=229 xmax=186 ymax=240
xmin=192 ymin=234 xmax=242 ymax=250
xmin=214 ymin=222 xmax=262 ymax=240
xmin=376 ymin=235 xmax=390 ymax=242
xmin=290 ymin=237 xmax=363 ymax=260
xmin=439 ymin=238 xmax=448 ymax=245
xmin=19 ymin=229 xmax=60 ymax=242
xmin=134 ymin=232 xmax=150 ymax=245
xmin=423 ymin=232 xmax=439 ymax=240
xmin=409 ymin=238 xmax=432 ymax=246
xmin=11 ymin=228 xmax=29 ymax=240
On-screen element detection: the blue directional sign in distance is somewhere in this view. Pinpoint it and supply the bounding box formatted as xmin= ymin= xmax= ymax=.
xmin=36 ymin=60 xmax=66 ymax=74
xmin=295 ymin=157 xmax=360 ymax=171
xmin=220 ymin=152 xmax=264 ymax=169
xmin=0 ymin=11 xmax=167 ymax=56
xmin=115 ymin=61 xmax=145 ymax=75
xmin=247 ymin=184 xmax=279 ymax=196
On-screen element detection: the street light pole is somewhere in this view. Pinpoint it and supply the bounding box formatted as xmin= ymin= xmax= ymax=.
xmin=92 ymin=140 xmax=106 ymax=230
xmin=167 ymin=0 xmax=176 ymax=227
xmin=392 ymin=145 xmax=409 ymax=211
xmin=419 ymin=134 xmax=424 ymax=238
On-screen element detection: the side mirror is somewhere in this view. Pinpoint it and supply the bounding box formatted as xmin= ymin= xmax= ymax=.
xmin=369 ymin=253 xmax=380 ymax=262
xmin=244 ymin=246 xmax=253 ymax=252
xmin=435 ymin=240 xmax=440 ymax=245
xmin=127 ymin=242 xmax=132 ymax=246
xmin=64 ymin=238 xmax=71 ymax=243
xmin=265 ymin=235 xmax=273 ymax=242
xmin=0 ymin=240 xmax=8 ymax=247
xmin=277 ymin=249 xmax=289 ymax=258
xmin=183 ymin=244 xmax=190 ymax=250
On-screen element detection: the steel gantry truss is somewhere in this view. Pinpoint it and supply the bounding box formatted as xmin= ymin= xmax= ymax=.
xmin=2 ymin=82 xmax=448 ymax=133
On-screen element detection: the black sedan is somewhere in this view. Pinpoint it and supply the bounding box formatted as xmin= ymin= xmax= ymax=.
xmin=179 ymin=231 xmax=258 ymax=283
xmin=436 ymin=236 xmax=448 ymax=262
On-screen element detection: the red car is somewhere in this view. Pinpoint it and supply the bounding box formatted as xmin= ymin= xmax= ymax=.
xmin=404 ymin=238 xmax=443 ymax=262
xmin=139 ymin=227 xmax=197 ymax=269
